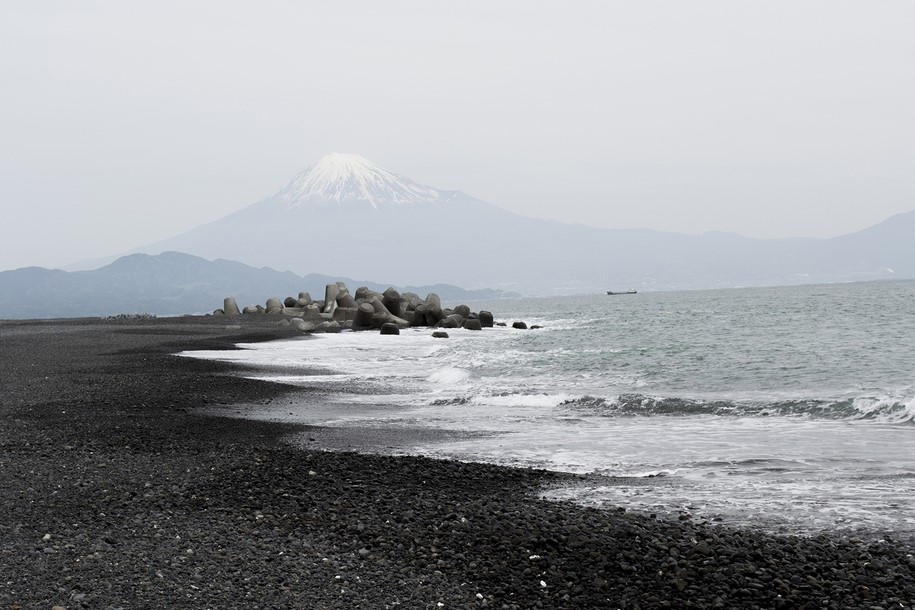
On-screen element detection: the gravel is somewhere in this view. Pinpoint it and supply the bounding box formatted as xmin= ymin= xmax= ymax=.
xmin=1 ymin=317 xmax=913 ymax=609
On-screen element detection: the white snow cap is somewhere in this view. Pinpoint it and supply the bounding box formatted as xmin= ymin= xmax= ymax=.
xmin=278 ymin=153 xmax=441 ymax=208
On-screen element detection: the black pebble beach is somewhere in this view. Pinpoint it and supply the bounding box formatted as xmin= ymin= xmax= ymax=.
xmin=1 ymin=318 xmax=914 ymax=609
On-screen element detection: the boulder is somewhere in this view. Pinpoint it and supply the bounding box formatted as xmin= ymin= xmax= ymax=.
xmin=379 ymin=323 xmax=400 ymax=335
xmin=462 ymin=318 xmax=482 ymax=331
xmin=382 ymin=288 xmax=403 ymax=316
xmin=332 ymin=307 xmax=358 ymax=323
xmin=439 ymin=314 xmax=464 ymax=329
xmin=370 ymin=296 xmax=409 ymax=326
xmin=530 ymin=325 xmax=543 ymax=330
xmin=453 ymin=304 xmax=471 ymax=318
xmin=265 ymin=297 xmax=284 ymax=314
xmin=290 ymin=318 xmax=316 ymax=332
xmin=512 ymin=321 xmax=528 ymax=329
xmin=297 ymin=291 xmax=313 ymax=305
xmin=315 ymin=320 xmax=341 ymax=333
xmin=284 ymin=296 xmax=297 ymax=308
xmin=411 ymin=304 xmax=428 ymax=326
xmin=355 ymin=286 xmax=379 ymax=301
xmin=336 ymin=289 xmax=357 ymax=308
xmin=432 ymin=331 xmax=449 ymax=338
xmin=323 ymin=284 xmax=340 ymax=312
xmin=424 ymin=293 xmax=444 ymax=324
xmin=401 ymin=292 xmax=422 ymax=311
xmin=303 ymin=304 xmax=325 ymax=321
xmin=223 ymin=297 xmax=241 ymax=316
xmin=355 ymin=303 xmax=376 ymax=329
xmin=479 ymin=311 xmax=494 ymax=327
xmin=213 ymin=308 xmax=225 ymax=316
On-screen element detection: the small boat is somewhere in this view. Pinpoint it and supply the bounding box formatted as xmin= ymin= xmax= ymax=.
xmin=606 ymin=290 xmax=638 ymax=295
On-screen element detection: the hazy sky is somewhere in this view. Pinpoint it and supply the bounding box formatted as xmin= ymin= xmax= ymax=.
xmin=2 ymin=1 xmax=914 ymax=270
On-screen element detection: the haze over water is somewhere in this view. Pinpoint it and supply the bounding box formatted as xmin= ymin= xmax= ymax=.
xmin=186 ymin=280 xmax=915 ymax=536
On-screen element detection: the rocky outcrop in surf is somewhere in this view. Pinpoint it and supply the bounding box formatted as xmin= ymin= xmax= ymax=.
xmin=213 ymin=282 xmax=505 ymax=334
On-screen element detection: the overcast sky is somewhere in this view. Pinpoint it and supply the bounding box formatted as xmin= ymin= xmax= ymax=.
xmin=2 ymin=1 xmax=914 ymax=270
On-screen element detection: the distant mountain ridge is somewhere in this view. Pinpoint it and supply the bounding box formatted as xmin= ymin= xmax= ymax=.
xmin=0 ymin=252 xmax=517 ymax=319
xmin=132 ymin=153 xmax=915 ymax=293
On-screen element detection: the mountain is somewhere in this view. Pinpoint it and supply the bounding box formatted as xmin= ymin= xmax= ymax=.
xmin=136 ymin=153 xmax=913 ymax=293
xmin=0 ymin=251 xmax=517 ymax=319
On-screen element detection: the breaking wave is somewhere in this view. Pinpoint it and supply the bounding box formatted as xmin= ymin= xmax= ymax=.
xmin=557 ymin=393 xmax=915 ymax=423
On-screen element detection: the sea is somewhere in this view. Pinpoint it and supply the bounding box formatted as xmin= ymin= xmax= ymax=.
xmin=183 ymin=280 xmax=915 ymax=538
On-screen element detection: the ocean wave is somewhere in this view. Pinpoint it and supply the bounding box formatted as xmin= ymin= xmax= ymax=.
xmin=558 ymin=393 xmax=915 ymax=423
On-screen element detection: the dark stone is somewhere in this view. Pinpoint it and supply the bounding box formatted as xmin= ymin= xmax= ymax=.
xmin=223 ymin=297 xmax=241 ymax=316
xmin=332 ymin=307 xmax=358 ymax=323
xmin=439 ymin=314 xmax=464 ymax=329
xmin=355 ymin=303 xmax=375 ymax=329
xmin=479 ymin=311 xmax=494 ymax=327
xmin=432 ymin=331 xmax=449 ymax=338
xmin=495 ymin=321 xmax=507 ymax=327
xmin=284 ymin=296 xmax=297 ymax=308
xmin=336 ymin=289 xmax=357 ymax=309
xmin=323 ymin=285 xmax=339 ymax=314
xmin=382 ymin=288 xmax=403 ymax=316
xmin=315 ymin=320 xmax=341 ymax=333
xmin=512 ymin=321 xmax=528 ymax=329
xmin=462 ymin=319 xmax=482 ymax=331
xmin=265 ymin=298 xmax=284 ymax=314
xmin=411 ymin=304 xmax=428 ymax=326
xmin=424 ymin=293 xmax=444 ymax=324
xmin=453 ymin=304 xmax=471 ymax=318
xmin=380 ymin=323 xmax=400 ymax=335
xmin=530 ymin=325 xmax=543 ymax=329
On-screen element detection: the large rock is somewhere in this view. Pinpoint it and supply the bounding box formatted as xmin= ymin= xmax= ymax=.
xmin=382 ymin=288 xmax=403 ymax=316
xmin=284 ymin=296 xmax=298 ymax=308
xmin=452 ymin=304 xmax=471 ymax=318
xmin=432 ymin=331 xmax=449 ymax=338
xmin=439 ymin=314 xmax=464 ymax=329
xmin=265 ymin=297 xmax=284 ymax=314
xmin=290 ymin=318 xmax=316 ymax=332
xmin=315 ymin=320 xmax=341 ymax=333
xmin=370 ymin=296 xmax=409 ymax=326
xmin=298 ymin=304 xmax=322 ymax=322
xmin=355 ymin=286 xmax=379 ymax=301
xmin=411 ymin=304 xmax=428 ymax=326
xmin=479 ymin=310 xmax=494 ymax=327
xmin=323 ymin=284 xmax=339 ymax=314
xmin=379 ymin=323 xmax=400 ymax=335
xmin=512 ymin=321 xmax=528 ymax=329
xmin=355 ymin=303 xmax=376 ymax=329
xmin=332 ymin=307 xmax=357 ymax=323
xmin=297 ymin=292 xmax=313 ymax=306
xmin=401 ymin=292 xmax=422 ymax=311
xmin=336 ymin=289 xmax=357 ymax=308
xmin=424 ymin=293 xmax=444 ymax=324
xmin=213 ymin=308 xmax=225 ymax=316
xmin=462 ymin=318 xmax=482 ymax=331
xmin=223 ymin=297 xmax=241 ymax=316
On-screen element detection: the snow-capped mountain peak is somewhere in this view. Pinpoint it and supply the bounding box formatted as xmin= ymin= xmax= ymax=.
xmin=277 ymin=153 xmax=441 ymax=208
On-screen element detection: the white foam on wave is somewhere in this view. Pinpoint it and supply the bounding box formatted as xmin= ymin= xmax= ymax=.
xmin=428 ymin=367 xmax=471 ymax=385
